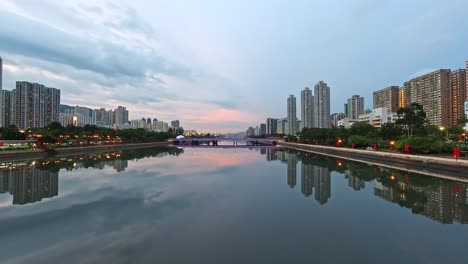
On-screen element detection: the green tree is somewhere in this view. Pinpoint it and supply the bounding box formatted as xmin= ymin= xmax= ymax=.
xmin=349 ymin=122 xmax=375 ymax=136
xmin=396 ymin=103 xmax=427 ymax=138
xmin=379 ymin=123 xmax=404 ymax=141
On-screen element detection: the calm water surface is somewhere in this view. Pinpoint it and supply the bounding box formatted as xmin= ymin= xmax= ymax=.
xmin=0 ymin=147 xmax=467 ymax=264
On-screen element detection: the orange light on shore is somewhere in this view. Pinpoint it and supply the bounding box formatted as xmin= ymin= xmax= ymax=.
xmin=390 ymin=175 xmax=395 ymax=181
xmin=390 ymin=141 xmax=395 ymax=145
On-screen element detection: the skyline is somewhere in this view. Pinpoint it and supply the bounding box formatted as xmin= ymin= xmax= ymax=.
xmin=1 ymin=1 xmax=468 ymax=132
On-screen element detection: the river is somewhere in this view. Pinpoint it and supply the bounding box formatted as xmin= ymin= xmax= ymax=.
xmin=0 ymin=146 xmax=467 ymax=263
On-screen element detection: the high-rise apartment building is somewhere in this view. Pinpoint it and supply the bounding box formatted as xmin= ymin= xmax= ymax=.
xmin=331 ymin=112 xmax=346 ymax=128
xmin=373 ymin=86 xmax=399 ymax=112
xmin=300 ymin=87 xmax=313 ymax=131
xmin=1 ymin=90 xmax=10 ymax=127
xmin=114 ymin=106 xmax=129 ymax=125
xmin=10 ymin=81 xmax=60 ymax=129
xmin=398 ymin=86 xmax=410 ymax=109
xmin=287 ymin=95 xmax=297 ymax=135
xmin=313 ymin=81 xmax=331 ymax=128
xmin=403 ymin=69 xmax=451 ymax=126
xmin=450 ymin=69 xmax=466 ymax=126
xmin=276 ymin=118 xmax=287 ymax=134
xmin=259 ymin=123 xmax=266 ymax=135
xmin=59 ymin=105 xmax=96 ymax=127
xmin=171 ymin=120 xmax=180 ymax=129
xmin=266 ymin=118 xmax=277 ymax=135
xmin=346 ymin=95 xmax=364 ymax=120
xmin=0 ymin=56 xmax=3 ymax=127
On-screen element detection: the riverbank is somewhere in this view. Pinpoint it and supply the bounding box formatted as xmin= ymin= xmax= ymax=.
xmin=280 ymin=142 xmax=468 ymax=181
xmin=0 ymin=141 xmax=170 ymax=163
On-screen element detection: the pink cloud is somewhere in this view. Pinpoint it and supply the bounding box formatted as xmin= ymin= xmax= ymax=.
xmin=198 ymin=108 xmax=260 ymax=123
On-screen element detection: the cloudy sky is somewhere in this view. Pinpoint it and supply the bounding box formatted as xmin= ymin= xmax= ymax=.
xmin=1 ymin=0 xmax=467 ymax=132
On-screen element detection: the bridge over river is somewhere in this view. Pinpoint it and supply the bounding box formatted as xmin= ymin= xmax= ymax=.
xmin=169 ymin=138 xmax=281 ymax=146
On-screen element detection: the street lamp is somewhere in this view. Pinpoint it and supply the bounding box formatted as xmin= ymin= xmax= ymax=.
xmin=439 ymin=126 xmax=448 ymax=140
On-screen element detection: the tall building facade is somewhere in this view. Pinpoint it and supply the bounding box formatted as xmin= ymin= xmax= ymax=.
xmin=10 ymin=81 xmax=60 ymax=129
xmin=266 ymin=118 xmax=277 ymax=135
xmin=1 ymin=90 xmax=11 ymax=127
xmin=346 ymin=95 xmax=364 ymax=120
xmin=287 ymin=95 xmax=297 ymax=135
xmin=0 ymin=56 xmax=3 ymax=127
xmin=300 ymin=87 xmax=313 ymax=131
xmin=313 ymin=81 xmax=331 ymax=128
xmin=114 ymin=106 xmax=129 ymax=125
xmin=276 ymin=118 xmax=287 ymax=134
xmin=171 ymin=120 xmax=180 ymax=129
xmin=403 ymin=69 xmax=451 ymax=126
xmin=59 ymin=105 xmax=95 ymax=127
xmin=373 ymin=86 xmax=399 ymax=112
xmin=450 ymin=69 xmax=466 ymax=126
xmin=259 ymin=123 xmax=266 ymax=136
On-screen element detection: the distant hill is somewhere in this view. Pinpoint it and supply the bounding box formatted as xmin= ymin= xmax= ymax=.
xmin=59 ymin=104 xmax=74 ymax=113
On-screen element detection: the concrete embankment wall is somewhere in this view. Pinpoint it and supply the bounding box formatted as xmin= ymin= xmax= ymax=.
xmin=280 ymin=142 xmax=468 ymax=167
xmin=280 ymin=142 xmax=468 ymax=182
xmin=0 ymin=141 xmax=170 ymax=162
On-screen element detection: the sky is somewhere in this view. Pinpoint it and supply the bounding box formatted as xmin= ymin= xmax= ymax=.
xmin=1 ymin=0 xmax=467 ymax=133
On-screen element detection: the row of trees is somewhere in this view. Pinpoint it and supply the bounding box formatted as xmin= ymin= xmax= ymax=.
xmin=296 ymin=103 xmax=467 ymax=154
xmin=0 ymin=122 xmax=181 ymax=143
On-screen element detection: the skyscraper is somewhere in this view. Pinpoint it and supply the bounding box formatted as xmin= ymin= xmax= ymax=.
xmin=347 ymin=95 xmax=365 ymax=120
xmin=287 ymin=95 xmax=297 ymax=135
xmin=10 ymin=81 xmax=60 ymax=129
xmin=313 ymin=81 xmax=331 ymax=128
xmin=0 ymin=56 xmax=3 ymax=127
xmin=266 ymin=118 xmax=277 ymax=135
xmin=373 ymin=86 xmax=399 ymax=112
xmin=114 ymin=106 xmax=129 ymax=125
xmin=259 ymin=123 xmax=266 ymax=135
xmin=171 ymin=120 xmax=180 ymax=129
xmin=403 ymin=69 xmax=451 ymax=126
xmin=300 ymin=87 xmax=313 ymax=131
xmin=1 ymin=90 xmax=11 ymax=127
xmin=450 ymin=69 xmax=466 ymax=126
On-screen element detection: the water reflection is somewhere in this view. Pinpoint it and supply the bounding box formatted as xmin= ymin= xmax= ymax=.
xmin=0 ymin=167 xmax=58 ymax=205
xmin=274 ymin=149 xmax=468 ymax=224
xmin=0 ymin=147 xmax=183 ymax=206
xmin=1 ymin=146 xmax=467 ymax=225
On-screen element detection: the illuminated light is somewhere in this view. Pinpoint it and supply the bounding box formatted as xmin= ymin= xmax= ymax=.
xmin=390 ymin=141 xmax=395 ymax=145
xmin=390 ymin=175 xmax=395 ymax=181
xmin=338 ymin=162 xmax=342 ymax=166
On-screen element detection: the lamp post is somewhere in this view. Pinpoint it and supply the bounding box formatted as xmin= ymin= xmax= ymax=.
xmin=440 ymin=126 xmax=448 ymax=140
xmin=463 ymin=127 xmax=467 ymax=148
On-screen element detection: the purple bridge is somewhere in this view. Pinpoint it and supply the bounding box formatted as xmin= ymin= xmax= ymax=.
xmin=169 ymin=138 xmax=281 ymax=146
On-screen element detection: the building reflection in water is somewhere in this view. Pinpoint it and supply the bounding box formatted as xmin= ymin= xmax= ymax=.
xmin=301 ymin=163 xmax=313 ymax=197
xmin=346 ymin=170 xmax=365 ymax=191
xmin=273 ymin=148 xmax=468 ymax=224
xmin=0 ymin=166 xmax=58 ymax=205
xmin=374 ymin=179 xmax=468 ymax=224
xmin=286 ymin=152 xmax=297 ymax=188
xmin=313 ymin=166 xmax=331 ymax=204
xmin=0 ymin=147 xmax=182 ymax=206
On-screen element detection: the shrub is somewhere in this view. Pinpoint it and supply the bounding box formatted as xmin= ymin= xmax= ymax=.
xmin=396 ymin=137 xmax=445 ymax=154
